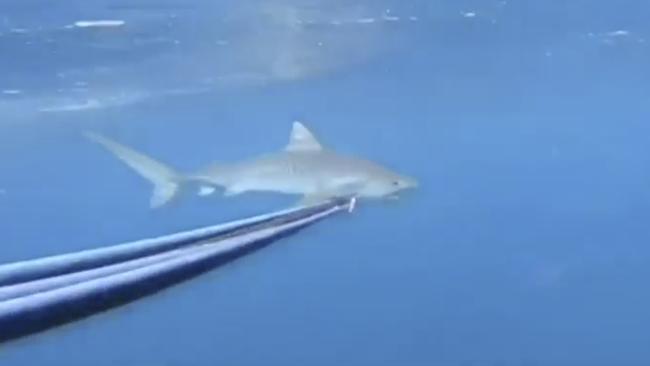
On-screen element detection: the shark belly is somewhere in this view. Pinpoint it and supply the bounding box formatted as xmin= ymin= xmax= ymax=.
xmin=222 ymin=163 xmax=322 ymax=196
xmin=231 ymin=175 xmax=320 ymax=196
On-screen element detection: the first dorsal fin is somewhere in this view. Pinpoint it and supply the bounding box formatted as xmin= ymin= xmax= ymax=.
xmin=286 ymin=121 xmax=323 ymax=152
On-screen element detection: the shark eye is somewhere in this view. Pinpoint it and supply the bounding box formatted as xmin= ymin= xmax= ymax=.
xmin=392 ymin=180 xmax=400 ymax=186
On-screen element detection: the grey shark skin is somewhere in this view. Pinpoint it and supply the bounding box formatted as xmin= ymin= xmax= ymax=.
xmin=86 ymin=121 xmax=418 ymax=208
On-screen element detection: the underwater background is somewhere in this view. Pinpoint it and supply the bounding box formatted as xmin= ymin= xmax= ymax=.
xmin=1 ymin=0 xmax=649 ymax=365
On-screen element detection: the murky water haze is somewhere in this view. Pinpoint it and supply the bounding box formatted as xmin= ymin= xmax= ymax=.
xmin=1 ymin=1 xmax=649 ymax=365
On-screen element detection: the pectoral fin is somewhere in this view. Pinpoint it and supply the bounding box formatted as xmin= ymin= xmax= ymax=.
xmin=329 ymin=179 xmax=366 ymax=197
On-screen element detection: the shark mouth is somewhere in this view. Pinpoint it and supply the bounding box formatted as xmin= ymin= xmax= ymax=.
xmin=0 ymin=199 xmax=351 ymax=344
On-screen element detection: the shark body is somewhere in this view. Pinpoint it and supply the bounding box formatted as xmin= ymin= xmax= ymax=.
xmin=86 ymin=121 xmax=417 ymax=208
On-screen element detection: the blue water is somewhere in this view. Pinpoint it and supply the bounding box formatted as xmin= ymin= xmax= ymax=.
xmin=1 ymin=0 xmax=650 ymax=365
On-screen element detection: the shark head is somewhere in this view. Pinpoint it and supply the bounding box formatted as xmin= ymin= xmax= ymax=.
xmin=287 ymin=121 xmax=419 ymax=202
xmin=357 ymin=168 xmax=419 ymax=200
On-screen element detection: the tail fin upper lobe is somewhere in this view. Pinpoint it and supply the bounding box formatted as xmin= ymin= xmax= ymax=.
xmin=85 ymin=132 xmax=181 ymax=208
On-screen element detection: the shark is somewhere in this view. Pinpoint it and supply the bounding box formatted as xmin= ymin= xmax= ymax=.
xmin=86 ymin=121 xmax=418 ymax=208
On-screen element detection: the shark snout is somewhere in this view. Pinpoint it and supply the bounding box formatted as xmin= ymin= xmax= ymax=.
xmin=382 ymin=175 xmax=418 ymax=201
xmin=402 ymin=176 xmax=419 ymax=189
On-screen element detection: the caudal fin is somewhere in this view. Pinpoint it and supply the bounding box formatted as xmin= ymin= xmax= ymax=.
xmin=85 ymin=132 xmax=181 ymax=208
